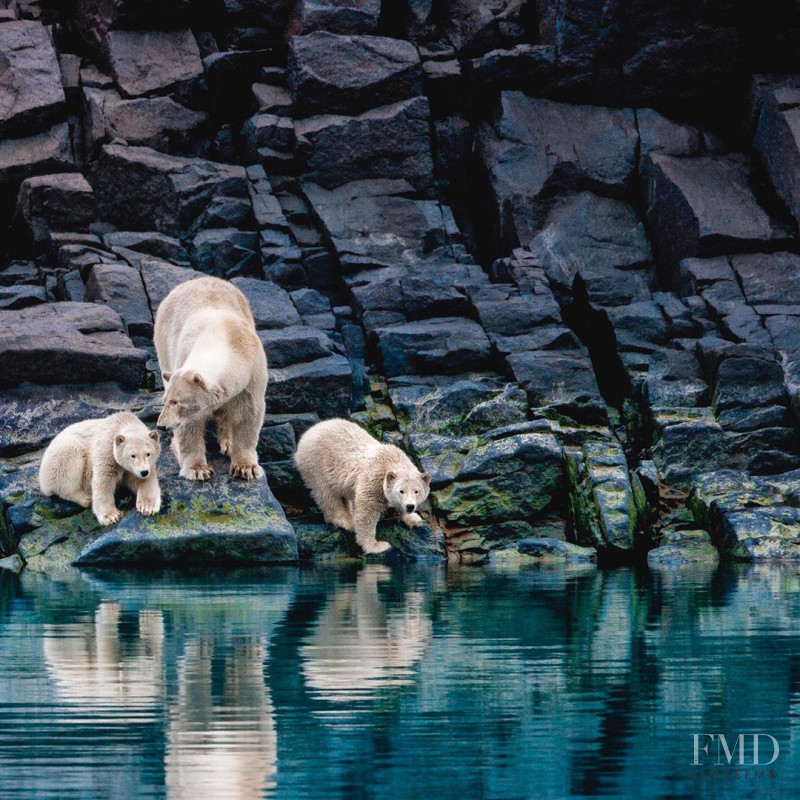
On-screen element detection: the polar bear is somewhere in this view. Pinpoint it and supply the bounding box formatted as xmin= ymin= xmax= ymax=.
xmin=154 ymin=276 xmax=267 ymax=481
xmin=295 ymin=419 xmax=431 ymax=554
xmin=39 ymin=411 xmax=162 ymax=526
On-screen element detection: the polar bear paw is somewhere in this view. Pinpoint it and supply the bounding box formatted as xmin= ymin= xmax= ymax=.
xmin=182 ymin=463 xmax=215 ymax=481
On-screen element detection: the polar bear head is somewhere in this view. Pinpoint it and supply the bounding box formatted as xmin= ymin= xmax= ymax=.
xmin=383 ymin=468 xmax=431 ymax=515
xmin=157 ymin=370 xmax=221 ymax=429
xmin=114 ymin=430 xmax=161 ymax=479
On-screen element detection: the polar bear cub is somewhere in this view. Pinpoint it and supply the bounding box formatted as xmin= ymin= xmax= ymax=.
xmin=154 ymin=276 xmax=267 ymax=482
xmin=295 ymin=419 xmax=431 ymax=554
xmin=39 ymin=411 xmax=162 ymax=526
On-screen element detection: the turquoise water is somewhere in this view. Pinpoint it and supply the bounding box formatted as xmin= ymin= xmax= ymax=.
xmin=0 ymin=562 xmax=797 ymax=800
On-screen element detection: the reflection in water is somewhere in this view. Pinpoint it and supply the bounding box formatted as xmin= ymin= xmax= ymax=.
xmin=300 ymin=566 xmax=431 ymax=705
xmin=1 ymin=564 xmax=800 ymax=799
xmin=165 ymin=637 xmax=276 ymax=800
xmin=43 ymin=602 xmax=164 ymax=709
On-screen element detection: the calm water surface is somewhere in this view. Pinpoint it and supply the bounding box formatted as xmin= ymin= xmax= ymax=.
xmin=0 ymin=562 xmax=797 ymax=799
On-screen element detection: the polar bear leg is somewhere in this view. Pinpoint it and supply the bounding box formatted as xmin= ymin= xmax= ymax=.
xmin=175 ymin=418 xmax=214 ymax=481
xmin=353 ymin=495 xmax=390 ymax=554
xmin=224 ymin=394 xmax=264 ymax=481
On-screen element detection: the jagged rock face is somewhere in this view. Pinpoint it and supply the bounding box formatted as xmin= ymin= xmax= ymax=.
xmin=3 ymin=2 xmax=800 ymax=568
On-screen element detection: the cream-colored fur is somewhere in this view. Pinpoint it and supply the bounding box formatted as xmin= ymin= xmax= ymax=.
xmin=39 ymin=411 xmax=162 ymax=526
xmin=294 ymin=419 xmax=431 ymax=554
xmin=154 ymin=276 xmax=267 ymax=481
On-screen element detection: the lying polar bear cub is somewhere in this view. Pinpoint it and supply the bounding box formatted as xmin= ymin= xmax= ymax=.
xmin=295 ymin=419 xmax=431 ymax=554
xmin=39 ymin=411 xmax=162 ymax=526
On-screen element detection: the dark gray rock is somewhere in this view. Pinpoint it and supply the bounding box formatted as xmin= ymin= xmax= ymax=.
xmin=468 ymin=44 xmax=556 ymax=94
xmin=266 ymin=354 xmax=352 ymax=418
xmin=753 ymin=88 xmax=800 ymax=228
xmin=491 ymin=538 xmax=597 ymax=565
xmin=231 ymin=277 xmax=301 ymax=330
xmin=636 ymin=108 xmax=703 ymax=157
xmin=647 ymin=529 xmax=719 ymax=567
xmin=0 ymin=21 xmax=65 ymax=138
xmin=189 ymin=229 xmax=260 ymax=278
xmin=85 ymin=263 xmax=154 ymax=337
xmin=652 ymin=412 xmax=726 ymax=487
xmin=641 ymin=153 xmax=790 ymax=280
xmin=470 ymin=285 xmax=561 ymax=334
xmin=259 ymin=325 xmax=335 ymax=368
xmin=92 ymin=145 xmax=248 ymax=235
xmin=75 ymin=450 xmax=297 ymax=566
xmin=0 ymin=303 xmax=148 ymax=389
xmin=107 ymin=29 xmax=203 ymax=98
xmin=12 ymin=172 xmax=93 ymax=252
xmin=507 ymin=351 xmax=606 ymax=424
xmin=0 ymin=123 xmax=74 ymax=188
xmin=441 ymin=0 xmax=530 ymax=56
xmin=729 ymin=252 xmax=800 ymax=306
xmin=373 ymin=317 xmax=492 ymax=377
xmin=712 ymin=356 xmax=787 ymax=412
xmin=391 ymin=376 xmax=528 ymax=436
xmin=0 ymin=382 xmax=149 ymax=456
xmin=103 ymin=232 xmax=190 ymax=266
xmin=295 ymin=97 xmax=434 ymax=195
xmin=294 ymin=0 xmax=381 ymax=35
xmin=242 ymin=113 xmax=295 ymax=161
xmin=476 ymin=94 xmax=638 ymax=249
xmin=0 ymin=286 xmax=47 ymax=310
xmin=83 ymin=87 xmax=207 ymax=153
xmin=304 ymin=180 xmax=454 ymax=268
xmin=139 ymin=260 xmax=199 ymax=311
xmin=526 ymin=192 xmax=652 ymax=291
xmin=289 ymin=32 xmax=421 ymax=116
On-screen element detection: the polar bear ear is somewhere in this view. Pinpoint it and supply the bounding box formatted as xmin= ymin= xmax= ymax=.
xmin=192 ymin=373 xmax=207 ymax=389
xmin=385 ymin=470 xmax=397 ymax=487
xmin=148 ymin=430 xmax=159 ymax=442
xmin=162 ymin=371 xmax=173 ymax=382
xmin=114 ymin=434 xmax=126 ymax=447
xmin=420 ymin=472 xmax=431 ymax=486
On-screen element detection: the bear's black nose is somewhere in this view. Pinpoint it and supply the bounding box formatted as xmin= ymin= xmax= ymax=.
xmin=405 ymin=503 xmax=415 ymax=513
xmin=157 ymin=424 xmax=167 ymax=431
xmin=140 ymin=469 xmax=149 ymax=478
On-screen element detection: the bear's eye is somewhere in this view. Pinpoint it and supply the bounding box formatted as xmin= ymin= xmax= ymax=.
xmin=169 ymin=400 xmax=179 ymax=406
xmin=130 ymin=454 xmax=135 ymax=459
xmin=415 ymin=490 xmax=419 ymax=494
xmin=145 ymin=452 xmax=151 ymax=458
xmin=399 ymin=489 xmax=404 ymax=494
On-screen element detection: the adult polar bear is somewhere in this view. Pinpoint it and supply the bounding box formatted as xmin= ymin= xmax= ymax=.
xmin=155 ymin=276 xmax=267 ymax=481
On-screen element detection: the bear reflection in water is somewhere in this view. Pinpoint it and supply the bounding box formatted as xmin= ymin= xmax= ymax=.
xmin=300 ymin=566 xmax=432 ymax=704
xmin=42 ymin=602 xmax=277 ymax=800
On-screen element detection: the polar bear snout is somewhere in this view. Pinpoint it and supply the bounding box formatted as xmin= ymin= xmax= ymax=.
xmin=139 ymin=468 xmax=150 ymax=478
xmin=405 ymin=503 xmax=416 ymax=513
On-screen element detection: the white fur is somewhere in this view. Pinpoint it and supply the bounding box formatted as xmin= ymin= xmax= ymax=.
xmin=295 ymin=419 xmax=431 ymax=554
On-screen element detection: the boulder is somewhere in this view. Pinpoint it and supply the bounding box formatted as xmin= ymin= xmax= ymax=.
xmin=304 ymin=180 xmax=454 ymax=268
xmin=138 ymin=260 xmax=200 ymax=311
xmin=753 ymin=88 xmax=800 ymax=228
xmin=0 ymin=303 xmax=148 ymax=388
xmin=488 ymin=538 xmax=597 ymax=567
xmin=507 ymin=351 xmax=606 ymax=423
xmin=373 ymin=317 xmax=492 ymax=377
xmin=0 ymin=382 xmax=149 ymax=456
xmin=295 ymin=97 xmax=435 ymax=195
xmin=641 ymin=153 xmax=789 ymax=280
xmin=231 ymin=277 xmax=302 ymax=330
xmin=0 ymin=286 xmax=47 ymax=310
xmin=189 ymin=229 xmax=261 ymax=278
xmin=525 ymin=192 xmax=652 ymax=291
xmin=107 ymin=28 xmax=203 ymax=98
xmin=294 ymin=0 xmax=381 ymax=35
xmin=391 ymin=376 xmax=528 ymax=436
xmin=647 ymin=529 xmax=719 ymax=567
xmin=11 ymin=173 xmax=94 ymax=252
xmin=258 ymin=325 xmax=336 ymax=368
xmin=266 ymin=354 xmax=352 ymax=418
xmin=83 ymin=87 xmax=207 ymax=153
xmin=289 ymin=32 xmax=421 ymax=116
xmin=85 ymin=263 xmax=154 ymax=337
xmin=73 ymin=0 xmax=191 ymax=53
xmin=0 ymin=123 xmax=73 ymax=188
xmin=475 ymin=93 xmax=638 ymax=249
xmin=91 ymin=144 xmax=248 ymax=235
xmin=434 ymin=432 xmax=563 ymax=526
xmin=75 ymin=450 xmax=297 ymax=566
xmin=0 ymin=21 xmax=65 ymax=138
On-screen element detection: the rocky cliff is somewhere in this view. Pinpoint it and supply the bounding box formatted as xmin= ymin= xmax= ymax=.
xmin=2 ymin=0 xmax=800 ymax=571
